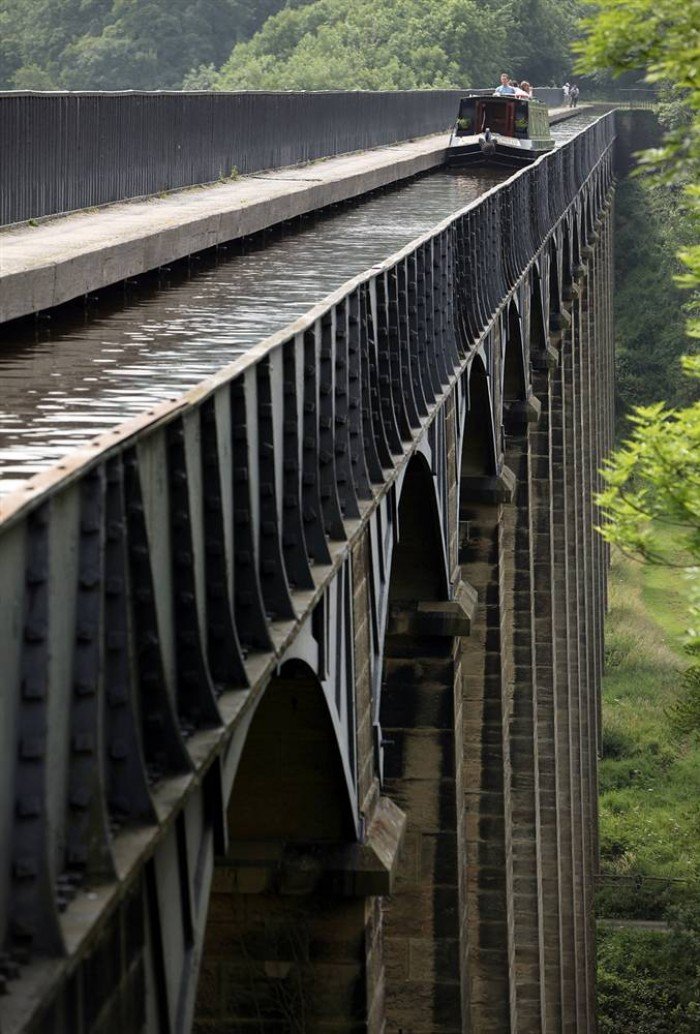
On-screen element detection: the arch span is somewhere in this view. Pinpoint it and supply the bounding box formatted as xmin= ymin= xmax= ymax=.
xmin=461 ymin=355 xmax=498 ymax=482
xmin=504 ymin=299 xmax=528 ymax=406
xmin=195 ymin=662 xmax=369 ymax=1031
xmin=380 ymin=452 xmax=469 ymax=1032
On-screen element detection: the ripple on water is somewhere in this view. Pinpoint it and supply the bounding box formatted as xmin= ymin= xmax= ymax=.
xmin=0 ymin=116 xmax=600 ymax=491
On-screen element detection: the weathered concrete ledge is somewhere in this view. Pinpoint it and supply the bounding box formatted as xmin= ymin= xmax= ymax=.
xmin=0 ymin=107 xmax=580 ymax=326
xmin=0 ymin=134 xmax=451 ymax=325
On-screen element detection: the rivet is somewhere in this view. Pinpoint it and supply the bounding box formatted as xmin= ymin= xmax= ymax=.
xmin=107 ymin=631 xmax=125 ymax=651
xmin=13 ymin=858 xmax=38 ymax=880
xmin=21 ymin=677 xmax=45 ymax=701
xmin=16 ymin=796 xmax=41 ymax=818
xmin=110 ymin=739 xmax=129 ymax=760
xmin=24 ymin=624 xmax=46 ymax=644
xmin=19 ymin=736 xmax=45 ymax=760
xmin=72 ymin=732 xmax=94 ymax=755
xmin=69 ymin=787 xmax=91 ymax=810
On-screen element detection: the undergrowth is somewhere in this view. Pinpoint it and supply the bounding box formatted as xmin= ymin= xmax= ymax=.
xmin=597 ymin=545 xmax=700 ymax=1030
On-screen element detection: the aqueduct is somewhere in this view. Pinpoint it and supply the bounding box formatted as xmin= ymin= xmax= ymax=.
xmin=0 ymin=107 xmax=614 ymax=1033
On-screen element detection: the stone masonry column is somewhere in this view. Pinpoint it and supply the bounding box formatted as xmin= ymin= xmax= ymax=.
xmin=459 ymin=471 xmax=517 ymax=1034
xmin=529 ymin=351 xmax=564 ymax=1034
xmin=381 ymin=642 xmax=468 ymax=1034
xmin=577 ymin=263 xmax=602 ymax=887
xmin=196 ymin=881 xmax=386 ymax=1033
xmin=572 ymin=280 xmax=598 ymax=1026
xmin=548 ymin=328 xmax=580 ymax=1032
xmin=502 ymin=398 xmax=546 ymax=1034
xmin=353 ymin=527 xmax=391 ymax=1030
xmin=561 ymin=298 xmax=592 ymax=1032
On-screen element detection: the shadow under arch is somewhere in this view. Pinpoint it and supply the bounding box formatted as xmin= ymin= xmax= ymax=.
xmin=561 ymin=220 xmax=573 ymax=294
xmin=379 ymin=452 xmax=469 ymax=1031
xmin=548 ymin=235 xmax=562 ymax=330
xmin=228 ymin=659 xmax=357 ymax=845
xmin=461 ymin=354 xmax=498 ymax=482
xmin=388 ymin=451 xmax=449 ymax=608
xmin=529 ymin=262 xmax=549 ymax=356
xmin=572 ymin=205 xmax=582 ymax=270
xmin=504 ymin=298 xmax=528 ymax=406
xmin=194 ymin=661 xmax=368 ymax=1030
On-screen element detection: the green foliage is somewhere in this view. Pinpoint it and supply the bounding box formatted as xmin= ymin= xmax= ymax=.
xmin=668 ymin=650 xmax=700 ymax=738
xmin=0 ymin=0 xmax=588 ymax=91
xmin=597 ymin=921 xmax=700 ymax=1032
xmin=599 ymin=550 xmax=700 ymax=886
xmin=596 ymin=360 xmax=700 ymax=695
xmin=0 ymin=0 xmax=292 ymax=89
xmin=575 ymin=0 xmax=700 ymax=331
xmin=0 ymin=0 xmax=584 ymax=91
xmin=613 ymin=173 xmax=694 ymax=421
xmin=584 ymin=3 xmax=700 ymax=713
xmin=597 ymin=359 xmax=700 ymax=567
xmin=598 ymin=550 xmax=700 ymax=1028
xmin=212 ymin=0 xmax=582 ymax=92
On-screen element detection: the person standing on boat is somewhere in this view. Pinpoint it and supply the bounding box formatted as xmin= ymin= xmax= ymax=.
xmin=494 ymin=72 xmax=516 ymax=96
xmin=515 ymin=81 xmax=533 ymax=98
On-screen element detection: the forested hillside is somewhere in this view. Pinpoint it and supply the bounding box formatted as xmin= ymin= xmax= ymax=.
xmin=0 ymin=0 xmax=290 ymax=89
xmin=207 ymin=0 xmax=581 ymax=91
xmin=0 ymin=0 xmax=581 ymax=91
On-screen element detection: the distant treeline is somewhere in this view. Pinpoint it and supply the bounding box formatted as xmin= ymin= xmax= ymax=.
xmin=0 ymin=0 xmax=583 ymax=92
xmin=0 ymin=0 xmax=288 ymax=90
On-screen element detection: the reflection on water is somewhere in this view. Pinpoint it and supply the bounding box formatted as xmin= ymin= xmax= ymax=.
xmin=0 ymin=113 xmax=598 ymax=493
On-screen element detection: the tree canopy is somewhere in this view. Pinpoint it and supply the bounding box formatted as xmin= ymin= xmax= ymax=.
xmin=576 ymin=0 xmax=699 ymax=570
xmin=0 ymin=0 xmax=291 ymax=89
xmin=0 ymin=0 xmax=582 ymax=91
xmin=212 ymin=0 xmax=581 ymax=92
xmin=578 ymin=0 xmax=700 ymax=730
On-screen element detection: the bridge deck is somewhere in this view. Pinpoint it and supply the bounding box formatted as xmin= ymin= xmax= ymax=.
xmin=0 ymin=108 xmax=578 ymax=325
xmin=0 ymin=108 xmax=615 ymax=1033
xmin=0 ymin=135 xmax=448 ymax=324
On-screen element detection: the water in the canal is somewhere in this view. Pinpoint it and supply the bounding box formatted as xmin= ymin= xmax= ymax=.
xmin=0 ymin=113 xmax=600 ymax=493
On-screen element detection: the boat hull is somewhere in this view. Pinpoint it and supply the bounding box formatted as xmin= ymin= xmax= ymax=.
xmin=446 ymin=135 xmax=554 ymax=168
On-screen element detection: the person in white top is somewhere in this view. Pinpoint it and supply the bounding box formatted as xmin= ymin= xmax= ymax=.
xmin=562 ymin=82 xmax=571 ymax=99
xmin=514 ymin=81 xmax=533 ymax=98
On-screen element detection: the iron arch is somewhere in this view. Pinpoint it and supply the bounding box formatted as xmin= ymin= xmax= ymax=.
xmin=227 ymin=658 xmax=357 ymax=845
xmin=503 ymin=298 xmax=528 ymax=405
xmin=460 ymin=354 xmax=499 ymax=481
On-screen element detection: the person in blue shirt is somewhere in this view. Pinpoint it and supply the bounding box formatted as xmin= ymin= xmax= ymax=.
xmin=494 ymin=73 xmax=516 ymax=96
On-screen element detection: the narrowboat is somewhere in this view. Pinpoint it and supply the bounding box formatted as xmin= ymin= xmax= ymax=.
xmin=447 ymin=93 xmax=554 ymax=168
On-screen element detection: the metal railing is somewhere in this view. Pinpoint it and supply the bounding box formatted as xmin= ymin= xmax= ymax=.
xmin=0 ymin=88 xmax=564 ymax=227
xmin=0 ymin=90 xmax=463 ymax=226
xmin=0 ymin=112 xmax=615 ymax=1030
xmin=583 ymin=87 xmax=659 ymax=110
xmin=596 ymin=872 xmax=697 ymax=920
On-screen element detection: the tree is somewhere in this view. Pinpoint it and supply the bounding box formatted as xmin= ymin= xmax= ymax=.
xmin=597 ymin=357 xmax=700 ymax=572
xmin=577 ymin=0 xmax=700 ymax=728
xmin=0 ymin=0 xmax=288 ymax=90
xmin=575 ymin=0 xmax=699 ymax=311
xmin=212 ymin=0 xmax=579 ymax=92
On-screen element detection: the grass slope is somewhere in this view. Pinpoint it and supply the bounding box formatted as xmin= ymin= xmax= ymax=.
xmin=599 ymin=548 xmax=699 ymax=887
xmin=596 ymin=546 xmax=700 ymax=1032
